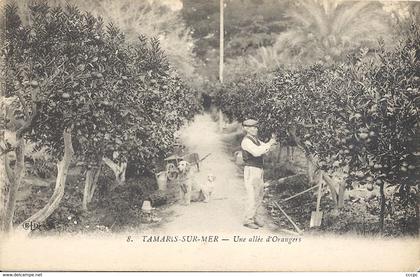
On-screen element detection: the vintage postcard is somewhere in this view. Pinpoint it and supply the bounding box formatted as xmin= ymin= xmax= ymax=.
xmin=0 ymin=0 xmax=418 ymax=272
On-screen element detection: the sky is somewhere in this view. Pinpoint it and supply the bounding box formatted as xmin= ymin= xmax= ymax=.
xmin=152 ymin=0 xmax=183 ymax=11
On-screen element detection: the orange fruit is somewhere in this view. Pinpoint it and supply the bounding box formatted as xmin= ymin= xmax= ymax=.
xmin=359 ymin=133 xmax=369 ymax=139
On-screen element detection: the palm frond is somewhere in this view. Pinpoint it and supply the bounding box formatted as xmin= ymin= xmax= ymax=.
xmin=271 ymin=0 xmax=393 ymax=66
xmin=300 ymin=0 xmax=329 ymax=36
xmin=332 ymin=1 xmax=374 ymax=36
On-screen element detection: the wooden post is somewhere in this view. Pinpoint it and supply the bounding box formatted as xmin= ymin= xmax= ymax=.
xmin=273 ymin=201 xmax=303 ymax=235
xmin=218 ymin=0 xmax=224 ymax=131
xmin=219 ymin=0 xmax=224 ymax=84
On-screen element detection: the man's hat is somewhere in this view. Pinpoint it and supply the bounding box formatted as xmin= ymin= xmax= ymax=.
xmin=243 ymin=119 xmax=259 ymax=127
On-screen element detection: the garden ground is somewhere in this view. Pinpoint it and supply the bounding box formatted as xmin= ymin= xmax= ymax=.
xmin=148 ymin=113 xmax=280 ymax=235
xmin=12 ymin=112 xmax=418 ymax=236
xmin=149 ymin=112 xmax=418 ymax=237
xmin=2 ymin=112 xmax=418 ymax=271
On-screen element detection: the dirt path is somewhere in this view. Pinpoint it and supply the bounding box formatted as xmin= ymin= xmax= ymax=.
xmin=152 ymin=113 xmax=277 ymax=235
xmin=3 ymin=114 xmax=417 ymax=272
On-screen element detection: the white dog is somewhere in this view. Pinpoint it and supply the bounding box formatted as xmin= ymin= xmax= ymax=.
xmin=178 ymin=161 xmax=216 ymax=204
xmin=201 ymin=173 xmax=216 ymax=203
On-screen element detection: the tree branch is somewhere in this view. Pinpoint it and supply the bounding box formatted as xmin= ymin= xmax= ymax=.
xmin=4 ymin=153 xmax=14 ymax=182
xmin=0 ymin=142 xmax=16 ymax=157
xmin=16 ymin=102 xmax=38 ymax=139
xmin=15 ymin=90 xmax=29 ymax=119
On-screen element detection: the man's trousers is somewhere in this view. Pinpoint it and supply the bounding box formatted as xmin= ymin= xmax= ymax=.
xmin=243 ymin=166 xmax=265 ymax=224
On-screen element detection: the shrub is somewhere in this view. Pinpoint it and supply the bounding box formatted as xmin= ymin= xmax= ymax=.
xmin=215 ymin=23 xmax=420 ymax=233
xmin=2 ymin=2 xmax=201 ymax=228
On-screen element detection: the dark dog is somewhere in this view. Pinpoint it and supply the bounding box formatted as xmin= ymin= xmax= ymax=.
xmin=178 ymin=160 xmax=195 ymax=205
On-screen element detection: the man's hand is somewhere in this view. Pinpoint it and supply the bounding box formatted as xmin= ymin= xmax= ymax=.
xmin=269 ymin=133 xmax=277 ymax=145
xmin=263 ymin=135 xmax=277 ymax=154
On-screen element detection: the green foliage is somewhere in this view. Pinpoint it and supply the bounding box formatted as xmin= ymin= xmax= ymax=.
xmin=86 ymin=0 xmax=198 ymax=80
xmin=272 ymin=0 xmax=393 ymax=66
xmin=216 ymin=25 xmax=420 ymax=199
xmin=223 ymin=0 xmax=396 ymax=77
xmin=3 ymin=2 xmax=201 ymax=173
xmin=12 ymin=0 xmax=199 ymax=81
xmin=182 ymin=0 xmax=289 ymax=80
xmin=182 ymin=0 xmax=288 ymax=57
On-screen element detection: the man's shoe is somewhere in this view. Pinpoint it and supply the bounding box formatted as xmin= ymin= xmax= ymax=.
xmin=254 ymin=219 xmax=265 ymax=227
xmin=243 ymin=223 xmax=259 ymax=229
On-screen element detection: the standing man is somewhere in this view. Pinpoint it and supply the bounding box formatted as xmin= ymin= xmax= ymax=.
xmin=241 ymin=119 xmax=276 ymax=229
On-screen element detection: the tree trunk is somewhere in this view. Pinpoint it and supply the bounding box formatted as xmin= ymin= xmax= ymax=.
xmin=322 ymin=173 xmax=338 ymax=207
xmin=307 ymin=158 xmax=317 ymax=184
xmin=415 ymin=193 xmax=419 ymax=235
xmin=0 ymin=129 xmax=10 ymax=232
xmin=379 ymin=183 xmax=385 ymax=234
xmin=102 ymin=157 xmax=127 ymax=189
xmin=22 ymin=127 xmax=74 ymax=226
xmin=82 ymin=161 xmax=102 ymax=211
xmin=2 ymin=84 xmax=38 ymax=232
xmin=90 ymin=163 xmax=101 ymax=199
xmin=82 ymin=169 xmax=94 ymax=211
xmin=2 ymin=137 xmax=25 ymax=232
xmin=0 ymin=151 xmax=8 ymax=232
xmin=338 ymin=182 xmax=346 ymax=209
xmin=289 ymin=127 xmax=340 ymax=207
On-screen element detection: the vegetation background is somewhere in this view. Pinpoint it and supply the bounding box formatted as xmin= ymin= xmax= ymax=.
xmin=1 ymin=0 xmax=419 ymax=237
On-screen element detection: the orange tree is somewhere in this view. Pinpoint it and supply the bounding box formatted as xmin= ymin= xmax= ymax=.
xmin=215 ymin=24 xmax=419 ymax=232
xmin=1 ymin=2 xmax=200 ymax=230
xmin=1 ymin=3 xmax=35 ymax=231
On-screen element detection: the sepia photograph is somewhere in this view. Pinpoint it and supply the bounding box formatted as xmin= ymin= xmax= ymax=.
xmin=0 ymin=0 xmax=419 ymax=272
